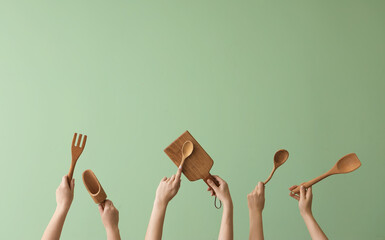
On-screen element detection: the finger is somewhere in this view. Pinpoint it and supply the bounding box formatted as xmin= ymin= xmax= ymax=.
xmin=300 ymin=185 xmax=306 ymax=200
xmin=170 ymin=174 xmax=176 ymax=182
xmin=212 ymin=175 xmax=225 ymax=185
xmin=70 ymin=179 xmax=75 ymax=192
xmin=207 ymin=179 xmax=219 ymax=192
xmin=104 ymin=200 xmax=112 ymax=209
xmin=289 ymin=185 xmax=298 ymax=191
xmin=306 ymin=186 xmax=312 ymax=198
xmin=289 ymin=192 xmax=300 ymax=201
xmin=175 ymin=167 xmax=182 ymax=180
xmin=257 ymin=182 xmax=264 ymax=193
xmin=161 ymin=176 xmax=167 ymax=182
xmin=167 ymin=175 xmax=174 ymax=183
xmin=61 ymin=175 xmax=68 ymax=186
xmin=98 ymin=204 xmax=104 ymax=215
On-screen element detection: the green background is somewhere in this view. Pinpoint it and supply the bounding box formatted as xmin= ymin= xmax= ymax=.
xmin=1 ymin=0 xmax=384 ymax=239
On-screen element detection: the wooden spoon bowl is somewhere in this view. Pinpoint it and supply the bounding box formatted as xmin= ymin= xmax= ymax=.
xmin=82 ymin=169 xmax=107 ymax=204
xmin=264 ymin=149 xmax=289 ymax=185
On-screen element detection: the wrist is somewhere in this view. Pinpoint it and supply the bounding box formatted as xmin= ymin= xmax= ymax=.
xmin=106 ymin=225 xmax=119 ymax=233
xmin=55 ymin=205 xmax=70 ymax=215
xmin=154 ymin=198 xmax=168 ymax=209
xmin=249 ymin=207 xmax=263 ymax=214
xmin=222 ymin=198 xmax=233 ymax=209
xmin=249 ymin=207 xmax=263 ymax=216
xmin=300 ymin=210 xmax=313 ymax=218
xmin=106 ymin=226 xmax=120 ymax=239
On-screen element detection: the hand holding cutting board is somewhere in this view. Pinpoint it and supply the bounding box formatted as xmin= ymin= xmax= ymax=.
xmin=164 ymin=131 xmax=222 ymax=208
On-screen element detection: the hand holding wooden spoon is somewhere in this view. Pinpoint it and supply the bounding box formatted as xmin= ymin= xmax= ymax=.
xmin=290 ymin=153 xmax=361 ymax=194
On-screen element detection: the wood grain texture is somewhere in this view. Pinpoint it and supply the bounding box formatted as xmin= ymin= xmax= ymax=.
xmin=68 ymin=133 xmax=87 ymax=181
xmin=82 ymin=169 xmax=107 ymax=204
xmin=164 ymin=131 xmax=219 ymax=186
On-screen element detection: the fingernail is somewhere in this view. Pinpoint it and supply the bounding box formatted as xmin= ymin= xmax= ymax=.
xmin=301 ymin=186 xmax=304 ymax=189
xmin=207 ymin=179 xmax=212 ymax=183
xmin=179 ymin=165 xmax=182 ymax=169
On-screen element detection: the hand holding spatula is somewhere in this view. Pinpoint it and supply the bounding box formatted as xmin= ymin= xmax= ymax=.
xmin=290 ymin=153 xmax=361 ymax=194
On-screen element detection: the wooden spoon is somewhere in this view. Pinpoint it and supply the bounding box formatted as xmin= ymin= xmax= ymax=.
xmin=264 ymin=149 xmax=289 ymax=185
xmin=180 ymin=141 xmax=194 ymax=169
xmin=291 ymin=153 xmax=361 ymax=193
xmin=82 ymin=169 xmax=107 ymax=204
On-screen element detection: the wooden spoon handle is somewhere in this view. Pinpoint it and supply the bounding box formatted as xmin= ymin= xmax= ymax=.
xmin=264 ymin=167 xmax=276 ymax=185
xmin=291 ymin=171 xmax=332 ymax=193
xmin=180 ymin=156 xmax=186 ymax=169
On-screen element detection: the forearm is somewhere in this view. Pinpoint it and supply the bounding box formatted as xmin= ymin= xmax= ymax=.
xmin=106 ymin=226 xmax=121 ymax=240
xmin=302 ymin=213 xmax=328 ymax=240
xmin=42 ymin=207 xmax=69 ymax=240
xmin=218 ymin=199 xmax=233 ymax=240
xmin=145 ymin=200 xmax=168 ymax=240
xmin=248 ymin=210 xmax=263 ymax=240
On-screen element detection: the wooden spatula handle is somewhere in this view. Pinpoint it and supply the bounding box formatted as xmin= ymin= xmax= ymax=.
xmin=291 ymin=172 xmax=332 ymax=193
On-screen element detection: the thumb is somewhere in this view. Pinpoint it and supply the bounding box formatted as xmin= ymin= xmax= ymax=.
xmin=104 ymin=200 xmax=112 ymax=209
xmin=98 ymin=203 xmax=104 ymax=215
xmin=62 ymin=175 xmax=68 ymax=186
xmin=300 ymin=185 xmax=306 ymax=200
xmin=306 ymin=186 xmax=312 ymax=198
xmin=257 ymin=181 xmax=264 ymax=193
xmin=206 ymin=178 xmax=219 ymax=192
xmin=70 ymin=179 xmax=75 ymax=192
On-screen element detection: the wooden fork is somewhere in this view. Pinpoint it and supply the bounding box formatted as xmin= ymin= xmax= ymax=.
xmin=68 ymin=133 xmax=87 ymax=181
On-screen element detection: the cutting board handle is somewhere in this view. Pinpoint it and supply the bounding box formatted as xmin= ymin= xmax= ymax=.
xmin=203 ymin=174 xmax=220 ymax=188
xmin=203 ymin=174 xmax=222 ymax=209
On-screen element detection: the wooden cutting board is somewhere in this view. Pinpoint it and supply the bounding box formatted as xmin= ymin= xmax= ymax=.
xmin=164 ymin=131 xmax=220 ymax=187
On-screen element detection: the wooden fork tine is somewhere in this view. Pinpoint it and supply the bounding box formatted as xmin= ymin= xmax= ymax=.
xmin=77 ymin=134 xmax=83 ymax=146
xmin=72 ymin=133 xmax=78 ymax=146
xmin=81 ymin=135 xmax=87 ymax=148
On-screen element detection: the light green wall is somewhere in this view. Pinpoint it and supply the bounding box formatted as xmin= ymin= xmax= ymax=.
xmin=1 ymin=1 xmax=384 ymax=239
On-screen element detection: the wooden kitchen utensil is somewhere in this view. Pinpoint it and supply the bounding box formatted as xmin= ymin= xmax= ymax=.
xmin=180 ymin=141 xmax=194 ymax=169
xmin=68 ymin=133 xmax=87 ymax=181
xmin=82 ymin=169 xmax=107 ymax=204
xmin=264 ymin=149 xmax=289 ymax=185
xmin=291 ymin=153 xmax=361 ymax=194
xmin=164 ymin=131 xmax=221 ymax=208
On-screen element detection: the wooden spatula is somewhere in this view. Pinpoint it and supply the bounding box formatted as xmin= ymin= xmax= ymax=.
xmin=68 ymin=133 xmax=87 ymax=181
xmin=291 ymin=153 xmax=361 ymax=193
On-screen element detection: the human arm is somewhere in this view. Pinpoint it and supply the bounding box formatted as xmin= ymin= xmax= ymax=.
xmin=289 ymin=185 xmax=328 ymax=240
xmin=42 ymin=175 xmax=74 ymax=240
xmin=145 ymin=167 xmax=182 ymax=240
xmin=247 ymin=181 xmax=265 ymax=240
xmin=207 ymin=175 xmax=233 ymax=240
xmin=98 ymin=199 xmax=121 ymax=240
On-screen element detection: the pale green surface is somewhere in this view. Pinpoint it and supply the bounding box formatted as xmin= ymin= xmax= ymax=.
xmin=1 ymin=0 xmax=384 ymax=239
